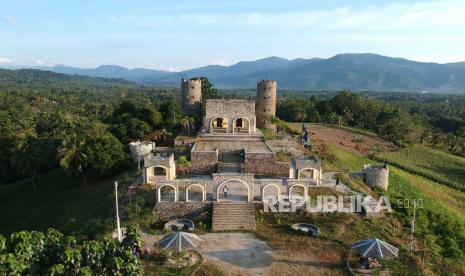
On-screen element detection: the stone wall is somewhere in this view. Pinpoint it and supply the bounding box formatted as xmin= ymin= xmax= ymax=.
xmin=363 ymin=164 xmax=389 ymax=190
xmin=153 ymin=202 xmax=212 ymax=221
xmin=245 ymin=152 xmax=277 ymax=175
xmin=191 ymin=150 xmax=218 ymax=174
xmin=275 ymin=162 xmax=290 ymax=176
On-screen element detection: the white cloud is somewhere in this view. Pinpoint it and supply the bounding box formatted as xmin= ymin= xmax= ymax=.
xmin=35 ymin=59 xmax=54 ymax=66
xmin=2 ymin=16 xmax=17 ymax=26
xmin=0 ymin=57 xmax=12 ymax=64
xmin=101 ymin=1 xmax=465 ymax=33
xmin=211 ymin=60 xmax=228 ymax=66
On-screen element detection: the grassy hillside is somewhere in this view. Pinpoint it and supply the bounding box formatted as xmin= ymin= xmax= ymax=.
xmin=375 ymin=145 xmax=465 ymax=192
xmin=0 ymin=168 xmax=137 ymax=238
xmin=306 ymin=124 xmax=465 ymax=274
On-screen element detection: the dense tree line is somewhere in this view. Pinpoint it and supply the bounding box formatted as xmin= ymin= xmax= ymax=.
xmin=0 ymin=71 xmax=181 ymax=185
xmin=0 ymin=70 xmax=222 ymax=185
xmin=276 ymin=91 xmax=465 ymax=156
xmin=0 ymin=226 xmax=142 ymax=275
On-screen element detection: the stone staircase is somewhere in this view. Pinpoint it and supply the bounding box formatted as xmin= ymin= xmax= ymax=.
xmin=212 ymin=202 xmax=256 ymax=231
xmin=197 ymin=133 xmax=264 ymax=142
xmin=217 ymin=161 xmax=242 ymax=173
xmin=217 ymin=150 xmax=243 ymax=173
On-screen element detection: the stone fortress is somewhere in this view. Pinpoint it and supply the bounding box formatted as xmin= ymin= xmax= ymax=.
xmin=139 ymin=78 xmax=388 ymax=230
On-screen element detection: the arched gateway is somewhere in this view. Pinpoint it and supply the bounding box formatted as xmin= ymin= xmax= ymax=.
xmin=216 ymin=179 xmax=250 ymax=202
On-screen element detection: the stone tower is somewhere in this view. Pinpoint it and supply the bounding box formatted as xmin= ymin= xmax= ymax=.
xmin=256 ymin=80 xmax=277 ymax=131
xmin=181 ymin=78 xmax=202 ymax=115
xmin=363 ymin=164 xmax=390 ymax=191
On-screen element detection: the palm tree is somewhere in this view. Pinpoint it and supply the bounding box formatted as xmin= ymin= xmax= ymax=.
xmin=187 ymin=117 xmax=195 ymax=135
xmin=180 ymin=117 xmax=189 ymax=134
xmin=13 ymin=139 xmax=40 ymax=191
xmin=157 ymin=129 xmax=172 ymax=141
xmin=296 ymin=111 xmax=306 ymax=124
xmin=59 ymin=134 xmax=89 ymax=185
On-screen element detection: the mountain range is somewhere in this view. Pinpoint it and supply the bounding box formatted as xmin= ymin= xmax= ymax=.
xmin=24 ymin=53 xmax=465 ymax=92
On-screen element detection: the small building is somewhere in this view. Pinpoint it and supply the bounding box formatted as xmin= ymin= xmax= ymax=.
xmin=129 ymin=141 xmax=155 ymax=162
xmin=143 ymin=153 xmax=176 ymax=183
xmin=289 ymin=156 xmax=322 ymax=185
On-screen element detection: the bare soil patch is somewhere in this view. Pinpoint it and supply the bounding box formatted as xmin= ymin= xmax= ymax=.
xmin=303 ymin=124 xmax=398 ymax=155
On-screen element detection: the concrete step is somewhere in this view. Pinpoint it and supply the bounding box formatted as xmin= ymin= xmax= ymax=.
xmin=217 ymin=162 xmax=242 ymax=173
xmin=212 ymin=202 xmax=256 ymax=231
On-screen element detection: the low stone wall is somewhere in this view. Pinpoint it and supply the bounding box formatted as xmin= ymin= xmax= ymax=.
xmin=191 ymin=151 xmax=218 ymax=174
xmin=275 ymin=162 xmax=290 ymax=176
xmin=153 ymin=202 xmax=213 ymax=221
xmin=245 ymin=152 xmax=277 ymax=175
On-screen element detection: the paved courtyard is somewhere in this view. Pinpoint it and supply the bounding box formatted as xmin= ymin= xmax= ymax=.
xmin=197 ymin=233 xmax=274 ymax=276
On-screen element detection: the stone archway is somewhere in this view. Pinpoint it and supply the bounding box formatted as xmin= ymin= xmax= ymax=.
xmin=185 ymin=184 xmax=206 ymax=202
xmin=211 ymin=117 xmax=228 ymax=133
xmin=232 ymin=117 xmax=250 ymax=134
xmin=262 ymin=183 xmax=281 ymax=202
xmin=216 ymin=179 xmax=250 ymax=202
xmin=298 ymin=168 xmax=317 ymax=180
xmin=157 ymin=184 xmax=177 ymax=202
xmin=289 ymin=184 xmax=308 ymax=201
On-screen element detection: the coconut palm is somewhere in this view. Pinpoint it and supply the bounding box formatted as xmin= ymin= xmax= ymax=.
xmin=59 ymin=134 xmax=89 ymax=185
xmin=296 ymin=110 xmax=307 ymax=123
xmin=12 ymin=139 xmax=40 ymax=191
xmin=180 ymin=117 xmax=189 ymax=133
xmin=187 ymin=117 xmax=195 ymax=135
xmin=157 ymin=129 xmax=172 ymax=141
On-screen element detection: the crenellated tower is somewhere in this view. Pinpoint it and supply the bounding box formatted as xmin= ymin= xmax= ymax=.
xmin=256 ymin=79 xmax=277 ymax=131
xmin=181 ymin=78 xmax=202 ymax=115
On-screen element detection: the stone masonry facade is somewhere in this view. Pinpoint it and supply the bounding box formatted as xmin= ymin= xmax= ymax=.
xmin=190 ymin=149 xmax=218 ymax=174
xmin=204 ymin=99 xmax=256 ymax=133
xmin=153 ymin=202 xmax=212 ymax=221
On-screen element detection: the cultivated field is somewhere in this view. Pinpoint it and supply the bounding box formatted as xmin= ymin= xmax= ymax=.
xmin=376 ymin=145 xmax=465 ymax=192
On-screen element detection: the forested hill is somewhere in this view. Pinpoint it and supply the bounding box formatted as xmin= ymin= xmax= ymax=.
xmin=0 ymin=68 xmax=140 ymax=89
xmin=29 ymin=53 xmax=465 ymax=93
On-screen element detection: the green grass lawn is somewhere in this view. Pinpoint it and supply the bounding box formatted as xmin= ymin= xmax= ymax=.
xmin=375 ymin=145 xmax=465 ymax=192
xmin=320 ymin=140 xmax=465 ymax=274
xmin=0 ymin=167 xmax=138 ymax=238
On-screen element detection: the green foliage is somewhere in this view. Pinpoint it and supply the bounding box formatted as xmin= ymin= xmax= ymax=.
xmin=160 ymin=98 xmax=182 ymax=130
xmin=375 ymin=145 xmax=465 ymax=191
xmin=0 ymin=70 xmax=176 ymax=185
xmin=0 ymin=228 xmax=143 ymax=275
xmin=276 ymin=151 xmax=292 ymax=162
xmin=0 ymin=168 xmax=137 ymax=238
xmin=0 ymin=235 xmax=5 ymax=253
xmin=177 ymin=156 xmax=192 ymax=168
xmin=199 ymin=77 xmax=219 ymax=101
xmin=278 ymin=91 xmax=435 ymax=147
xmin=85 ymin=133 xmax=128 ymax=176
xmin=121 ymin=225 xmax=141 ymax=250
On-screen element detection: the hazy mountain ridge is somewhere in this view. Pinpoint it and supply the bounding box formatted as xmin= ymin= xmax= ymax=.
xmin=21 ymin=53 xmax=465 ymax=92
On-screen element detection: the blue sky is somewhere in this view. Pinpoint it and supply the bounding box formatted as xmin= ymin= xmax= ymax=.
xmin=1 ymin=0 xmax=465 ymax=71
